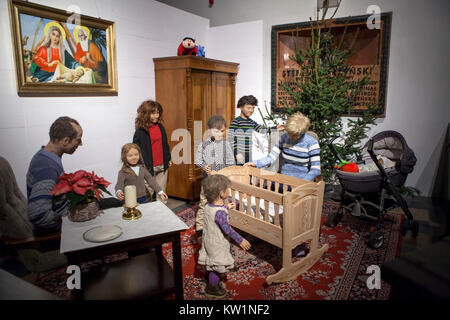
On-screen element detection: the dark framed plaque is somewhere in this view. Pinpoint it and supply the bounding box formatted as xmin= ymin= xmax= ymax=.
xmin=271 ymin=12 xmax=391 ymax=117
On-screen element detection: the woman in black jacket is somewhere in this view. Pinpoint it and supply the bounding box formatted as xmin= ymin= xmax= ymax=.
xmin=133 ymin=100 xmax=172 ymax=200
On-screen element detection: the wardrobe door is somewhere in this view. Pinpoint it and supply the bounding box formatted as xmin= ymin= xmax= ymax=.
xmin=211 ymin=72 xmax=235 ymax=127
xmin=190 ymin=70 xmax=211 ymax=197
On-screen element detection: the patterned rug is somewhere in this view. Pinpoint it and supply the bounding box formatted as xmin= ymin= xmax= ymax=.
xmin=35 ymin=201 xmax=402 ymax=300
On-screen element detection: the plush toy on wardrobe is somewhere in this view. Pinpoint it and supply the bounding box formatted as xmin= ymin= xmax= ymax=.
xmin=177 ymin=37 xmax=198 ymax=56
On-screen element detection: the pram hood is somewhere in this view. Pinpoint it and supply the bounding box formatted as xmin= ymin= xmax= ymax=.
xmin=362 ymin=130 xmax=417 ymax=175
xmin=336 ymin=131 xmax=417 ymax=194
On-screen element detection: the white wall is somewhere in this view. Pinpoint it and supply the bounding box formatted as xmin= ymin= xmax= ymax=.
xmin=0 ymin=0 xmax=209 ymax=195
xmin=159 ymin=0 xmax=450 ymax=197
xmin=207 ymin=20 xmax=265 ymax=122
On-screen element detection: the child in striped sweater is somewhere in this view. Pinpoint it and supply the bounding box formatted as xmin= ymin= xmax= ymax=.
xmin=246 ymin=112 xmax=321 ymax=182
xmin=228 ymin=95 xmax=284 ymax=164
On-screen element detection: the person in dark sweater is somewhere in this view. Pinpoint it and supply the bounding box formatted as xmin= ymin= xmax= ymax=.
xmin=27 ymin=116 xmax=83 ymax=235
xmin=133 ymin=100 xmax=172 ymax=200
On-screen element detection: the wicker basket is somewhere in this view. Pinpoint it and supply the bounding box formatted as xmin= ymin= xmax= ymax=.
xmin=68 ymin=201 xmax=101 ymax=222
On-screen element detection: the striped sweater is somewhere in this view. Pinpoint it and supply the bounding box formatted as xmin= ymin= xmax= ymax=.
xmin=255 ymin=133 xmax=321 ymax=181
xmin=26 ymin=147 xmax=69 ymax=233
xmin=228 ymin=116 xmax=271 ymax=164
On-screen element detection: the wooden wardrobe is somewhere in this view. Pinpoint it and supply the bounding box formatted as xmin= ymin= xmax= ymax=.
xmin=154 ymin=56 xmax=239 ymax=201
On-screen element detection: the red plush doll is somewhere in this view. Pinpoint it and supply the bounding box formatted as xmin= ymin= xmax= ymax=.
xmin=177 ymin=37 xmax=198 ymax=56
xmin=334 ymin=160 xmax=359 ymax=173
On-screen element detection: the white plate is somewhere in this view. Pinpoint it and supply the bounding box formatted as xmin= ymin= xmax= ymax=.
xmin=83 ymin=225 xmax=123 ymax=243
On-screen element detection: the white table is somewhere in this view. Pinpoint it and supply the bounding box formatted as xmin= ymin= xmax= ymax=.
xmin=60 ymin=201 xmax=188 ymax=300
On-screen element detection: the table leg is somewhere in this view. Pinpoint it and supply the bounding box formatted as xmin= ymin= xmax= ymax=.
xmin=172 ymin=232 xmax=183 ymax=301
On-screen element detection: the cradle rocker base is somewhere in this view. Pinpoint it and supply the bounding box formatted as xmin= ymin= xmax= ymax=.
xmin=266 ymin=243 xmax=329 ymax=285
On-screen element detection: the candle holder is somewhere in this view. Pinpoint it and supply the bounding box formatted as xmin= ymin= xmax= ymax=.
xmin=122 ymin=205 xmax=142 ymax=220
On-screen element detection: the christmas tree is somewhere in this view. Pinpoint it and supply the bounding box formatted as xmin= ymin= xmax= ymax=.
xmin=278 ymin=1 xmax=379 ymax=181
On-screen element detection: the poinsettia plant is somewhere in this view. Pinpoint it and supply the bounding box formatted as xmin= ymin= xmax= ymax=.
xmin=51 ymin=170 xmax=112 ymax=207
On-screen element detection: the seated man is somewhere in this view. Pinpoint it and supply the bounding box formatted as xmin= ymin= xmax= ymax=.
xmin=27 ymin=116 xmax=83 ymax=235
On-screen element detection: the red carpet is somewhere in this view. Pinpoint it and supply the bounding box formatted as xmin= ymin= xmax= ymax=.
xmin=162 ymin=201 xmax=403 ymax=300
xmin=35 ymin=201 xmax=402 ymax=300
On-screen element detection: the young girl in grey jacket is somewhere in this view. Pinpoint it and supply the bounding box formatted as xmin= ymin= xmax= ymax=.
xmin=115 ymin=143 xmax=168 ymax=204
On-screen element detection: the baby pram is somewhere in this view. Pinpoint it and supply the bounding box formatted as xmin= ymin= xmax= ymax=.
xmin=325 ymin=130 xmax=419 ymax=249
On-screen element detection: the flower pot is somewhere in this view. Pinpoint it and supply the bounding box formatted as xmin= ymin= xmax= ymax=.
xmin=68 ymin=201 xmax=101 ymax=222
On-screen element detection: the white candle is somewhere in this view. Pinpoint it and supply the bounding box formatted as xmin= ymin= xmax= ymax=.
xmin=124 ymin=185 xmax=137 ymax=208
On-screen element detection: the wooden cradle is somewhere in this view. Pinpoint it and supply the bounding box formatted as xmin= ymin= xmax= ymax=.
xmin=215 ymin=166 xmax=328 ymax=284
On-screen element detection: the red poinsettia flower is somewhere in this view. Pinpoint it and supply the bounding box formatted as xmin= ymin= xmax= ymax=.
xmin=91 ymin=187 xmax=101 ymax=200
xmin=51 ymin=169 xmax=112 ymax=206
xmin=50 ymin=180 xmax=72 ymax=196
xmin=58 ymin=173 xmax=73 ymax=181
xmin=71 ymin=170 xmax=88 ymax=182
xmin=72 ymin=177 xmax=92 ymax=195
xmin=96 ymin=177 xmax=111 ymax=188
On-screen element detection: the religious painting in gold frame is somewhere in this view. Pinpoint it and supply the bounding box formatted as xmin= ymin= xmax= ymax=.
xmin=8 ymin=0 xmax=118 ymax=96
xmin=271 ymin=12 xmax=391 ymax=117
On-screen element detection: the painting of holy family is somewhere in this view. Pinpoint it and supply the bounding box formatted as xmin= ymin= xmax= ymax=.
xmin=8 ymin=0 xmax=118 ymax=96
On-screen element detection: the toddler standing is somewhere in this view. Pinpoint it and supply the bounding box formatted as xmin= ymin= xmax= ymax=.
xmin=198 ymin=174 xmax=251 ymax=298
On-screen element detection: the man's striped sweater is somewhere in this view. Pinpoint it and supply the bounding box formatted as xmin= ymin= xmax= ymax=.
xmin=228 ymin=116 xmax=271 ymax=164
xmin=255 ymin=133 xmax=321 ymax=181
xmin=26 ymin=147 xmax=68 ymax=233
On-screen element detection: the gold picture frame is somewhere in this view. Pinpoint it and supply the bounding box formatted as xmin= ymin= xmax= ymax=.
xmin=8 ymin=0 xmax=118 ymax=96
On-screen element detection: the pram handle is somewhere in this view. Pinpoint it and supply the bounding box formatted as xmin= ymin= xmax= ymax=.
xmin=327 ymin=136 xmax=344 ymax=162
xmin=367 ymin=139 xmax=415 ymax=222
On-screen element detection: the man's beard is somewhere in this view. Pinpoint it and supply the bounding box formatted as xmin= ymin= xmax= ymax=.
xmin=80 ymin=39 xmax=89 ymax=52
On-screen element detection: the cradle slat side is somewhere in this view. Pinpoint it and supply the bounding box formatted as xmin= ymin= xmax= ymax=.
xmin=247 ymin=166 xmax=306 ymax=185
xmin=246 ymin=194 xmax=253 ymax=216
xmin=264 ymin=200 xmax=270 ymax=223
xmin=310 ymin=181 xmax=325 ymax=252
xmin=274 ymin=203 xmax=280 ymax=226
xmin=290 ymin=183 xmax=320 ymax=200
xmin=229 ymin=180 xmax=283 ymax=205
xmin=228 ymin=208 xmax=282 ymax=248
xmin=239 ymin=192 xmax=244 ymax=213
xmin=281 ymin=192 xmax=294 ymax=268
xmin=231 ymin=189 xmax=236 ymax=205
xmin=216 ymin=166 xmax=247 ymax=184
xmin=255 ymin=196 xmax=262 ymax=219
xmin=291 ymin=196 xmax=314 ymax=238
xmin=258 ymin=178 xmax=264 ymax=189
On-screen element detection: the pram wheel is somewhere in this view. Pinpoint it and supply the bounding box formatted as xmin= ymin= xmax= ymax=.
xmin=368 ymin=230 xmax=384 ymax=249
xmin=325 ymin=210 xmax=343 ymax=228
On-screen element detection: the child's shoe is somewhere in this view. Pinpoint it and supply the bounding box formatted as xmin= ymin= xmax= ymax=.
xmin=218 ymin=273 xmax=227 ymax=289
xmin=293 ymin=243 xmax=309 ymax=258
xmin=205 ymin=284 xmax=227 ymax=299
